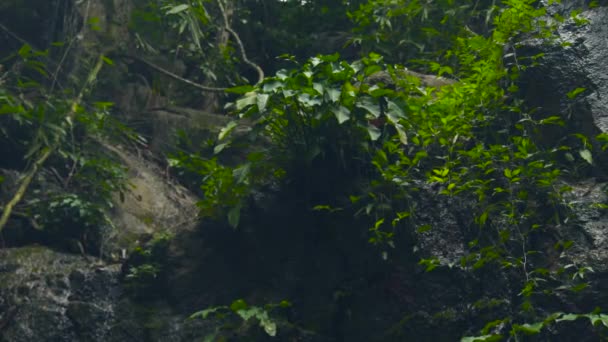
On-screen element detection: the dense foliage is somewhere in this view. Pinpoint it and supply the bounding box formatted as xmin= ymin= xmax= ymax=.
xmin=2 ymin=0 xmax=608 ymax=340
xmin=173 ymin=0 xmax=608 ymax=339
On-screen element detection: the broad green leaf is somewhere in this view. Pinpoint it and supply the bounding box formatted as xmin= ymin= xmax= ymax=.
xmin=386 ymin=100 xmax=405 ymax=119
xmin=579 ymin=149 xmax=593 ymax=164
xmin=310 ymin=57 xmax=322 ymax=67
xmin=230 ymin=299 xmax=248 ymax=312
xmin=313 ymin=82 xmax=324 ymax=94
xmin=332 ymin=105 xmax=350 ymax=124
xmin=369 ymin=88 xmax=394 ymax=98
xmin=276 ymin=69 xmax=289 ymax=80
xmin=237 ymin=306 xmax=267 ymax=321
xmin=261 ymin=318 xmax=277 ymax=336
xmin=384 ymin=112 xmax=407 ymax=144
xmin=517 ymin=322 xmax=544 ymax=334
xmin=319 ymin=53 xmax=340 ymax=62
xmin=555 ymin=314 xmax=581 ymax=322
xmin=364 ymin=65 xmax=382 ymax=76
xmin=588 ymin=314 xmax=608 ymax=327
xmin=263 ymin=81 xmax=282 ymax=93
xmin=233 ymin=163 xmax=250 ymax=184
xmin=356 ymin=97 xmax=381 ymax=118
xmin=367 ymin=124 xmax=381 ymax=141
xmin=298 ymin=93 xmax=322 ymax=107
xmin=325 ymin=87 xmax=341 ymax=103
xmin=0 ymin=104 xmax=24 ymax=115
xmin=257 ymin=93 xmax=270 ymax=112
xmin=235 ymin=93 xmax=257 ymax=110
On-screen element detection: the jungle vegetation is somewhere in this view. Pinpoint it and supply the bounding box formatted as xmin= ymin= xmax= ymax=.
xmin=2 ymin=0 xmax=608 ymax=340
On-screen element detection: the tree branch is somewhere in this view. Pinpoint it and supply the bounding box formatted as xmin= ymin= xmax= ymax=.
xmin=216 ymin=0 xmax=264 ymax=85
xmin=128 ymin=55 xmax=228 ymax=93
xmin=131 ymin=0 xmax=264 ymax=93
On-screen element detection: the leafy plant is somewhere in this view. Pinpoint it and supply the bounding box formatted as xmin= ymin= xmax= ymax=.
xmin=190 ymin=298 xmax=291 ymax=340
xmin=172 ymin=0 xmax=608 ymax=339
xmin=124 ymin=232 xmax=174 ymax=298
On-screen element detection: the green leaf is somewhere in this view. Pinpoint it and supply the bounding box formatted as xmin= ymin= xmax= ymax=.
xmin=228 ymin=205 xmax=241 ymax=228
xmin=225 ymin=85 xmax=255 ymax=94
xmin=332 ymin=105 xmax=350 ymax=124
xmin=325 ymin=87 xmax=341 ymax=103
xmin=539 ymin=116 xmax=564 ymax=126
xmin=218 ymin=121 xmax=238 ymax=141
xmin=416 ymin=224 xmax=431 ymax=233
xmin=567 ymin=87 xmax=586 ymax=99
xmin=588 ymin=314 xmax=608 ymax=327
xmin=313 ymin=82 xmax=324 ymax=94
xmin=233 ymin=164 xmax=250 ymax=184
xmin=516 ymin=322 xmax=544 ymax=334
xmin=213 ymin=142 xmax=229 ymax=155
xmin=230 ymin=299 xmax=248 ymax=312
xmin=166 ymin=4 xmax=189 ymax=14
xmin=257 ymin=93 xmax=270 ymax=112
xmin=263 ymin=81 xmax=282 ymax=93
xmin=102 ymin=56 xmax=114 ymax=65
xmin=579 ymin=149 xmax=593 ymax=164
xmin=367 ymin=124 xmax=381 ymax=141
xmin=364 ymin=65 xmax=383 ymax=76
xmin=556 ymin=313 xmax=580 ymax=322
xmin=0 ymin=104 xmax=24 ymax=115
xmin=386 ymin=100 xmax=405 ymax=119
xmin=18 ymin=44 xmax=32 ymax=58
xmin=189 ymin=306 xmax=225 ymax=320
xmin=297 ymin=93 xmax=322 ymax=107
xmin=235 ymin=93 xmax=257 ymax=110
xmin=261 ymin=318 xmax=277 ymax=337
xmin=356 ymin=97 xmax=381 ymax=118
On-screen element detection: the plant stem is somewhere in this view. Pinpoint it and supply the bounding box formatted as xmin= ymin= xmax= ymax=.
xmin=0 ymin=55 xmax=105 ymax=233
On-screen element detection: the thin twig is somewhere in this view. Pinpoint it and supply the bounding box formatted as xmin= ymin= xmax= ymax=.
xmin=0 ymin=22 xmax=38 ymax=49
xmin=128 ymin=55 xmax=228 ymax=93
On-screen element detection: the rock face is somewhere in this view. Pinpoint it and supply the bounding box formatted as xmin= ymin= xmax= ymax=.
xmin=0 ymin=247 xmax=123 ymax=341
xmin=0 ymin=246 xmax=221 ymax=342
xmin=520 ymin=5 xmax=608 ymax=138
xmin=100 ymin=142 xmax=199 ymax=257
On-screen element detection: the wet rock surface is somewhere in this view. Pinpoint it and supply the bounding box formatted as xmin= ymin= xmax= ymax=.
xmin=0 ymin=247 xmax=122 ymax=342
xmin=0 ymin=246 xmax=214 ymax=342
xmin=519 ymin=5 xmax=608 ymax=139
